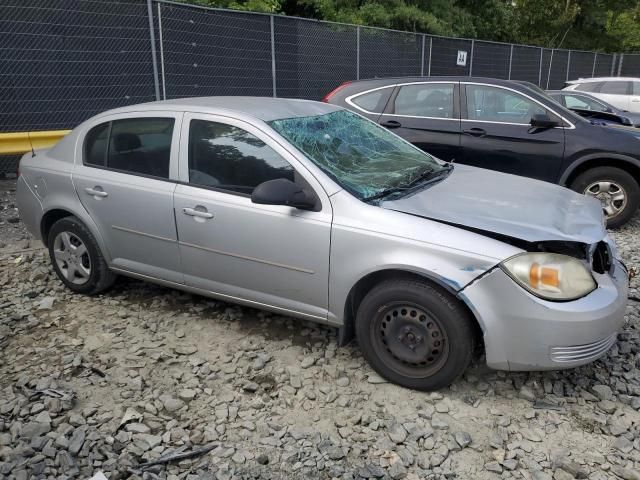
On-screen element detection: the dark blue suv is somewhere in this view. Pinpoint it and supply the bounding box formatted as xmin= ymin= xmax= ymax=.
xmin=325 ymin=77 xmax=640 ymax=227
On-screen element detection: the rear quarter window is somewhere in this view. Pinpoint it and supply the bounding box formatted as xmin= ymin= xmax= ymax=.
xmin=600 ymin=81 xmax=631 ymax=95
xmin=84 ymin=123 xmax=109 ymax=166
xmin=350 ymin=87 xmax=393 ymax=113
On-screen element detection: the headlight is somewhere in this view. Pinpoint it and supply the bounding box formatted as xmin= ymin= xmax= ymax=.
xmin=501 ymin=253 xmax=596 ymax=301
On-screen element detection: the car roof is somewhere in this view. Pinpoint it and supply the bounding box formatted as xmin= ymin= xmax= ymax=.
xmin=566 ymin=77 xmax=640 ymax=83
xmin=348 ymin=76 xmax=531 ymax=86
xmin=93 ymin=96 xmax=342 ymax=122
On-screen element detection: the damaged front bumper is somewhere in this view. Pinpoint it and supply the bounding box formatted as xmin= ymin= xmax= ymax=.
xmin=459 ymin=258 xmax=629 ymax=371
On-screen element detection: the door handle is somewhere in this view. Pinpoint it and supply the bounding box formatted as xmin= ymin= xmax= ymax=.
xmin=463 ymin=127 xmax=487 ymax=137
xmin=380 ymin=120 xmax=402 ymax=128
xmin=183 ymin=207 xmax=213 ymax=219
xmin=84 ymin=187 xmax=108 ymax=198
xmin=631 ymin=98 xmax=640 ymax=103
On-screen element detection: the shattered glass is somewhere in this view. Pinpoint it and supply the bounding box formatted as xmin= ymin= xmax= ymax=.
xmin=268 ymin=110 xmax=443 ymax=199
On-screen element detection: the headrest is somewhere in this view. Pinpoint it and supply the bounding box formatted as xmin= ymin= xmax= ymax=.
xmin=113 ymin=132 xmax=141 ymax=152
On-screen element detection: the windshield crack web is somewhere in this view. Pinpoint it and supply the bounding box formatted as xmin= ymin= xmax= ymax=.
xmin=269 ymin=110 xmax=440 ymax=199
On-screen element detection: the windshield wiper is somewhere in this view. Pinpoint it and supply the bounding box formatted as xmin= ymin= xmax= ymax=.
xmin=405 ymin=163 xmax=454 ymax=188
xmin=362 ymin=186 xmax=411 ymax=203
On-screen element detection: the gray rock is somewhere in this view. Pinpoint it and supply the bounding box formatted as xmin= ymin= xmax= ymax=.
xmin=178 ymin=389 xmax=196 ymax=401
xmin=256 ymin=453 xmax=269 ymax=465
xmin=243 ymin=382 xmax=259 ymax=392
xmin=388 ymin=423 xmax=407 ymax=444
xmin=454 ymin=431 xmax=472 ymax=448
xmin=614 ymin=436 xmax=634 ymax=453
xmin=519 ymin=385 xmax=536 ymax=402
xmin=531 ymin=472 xmax=553 ymax=480
xmin=336 ymin=376 xmax=350 ymax=387
xmin=300 ymin=356 xmax=316 ymax=369
xmin=175 ymin=345 xmax=197 ymax=355
xmin=610 ymin=465 xmax=640 ymax=480
xmin=553 ymin=469 xmax=575 ymax=480
xmin=431 ymin=414 xmax=449 ymax=430
xmin=388 ymin=461 xmax=407 ymax=479
xmin=367 ymin=373 xmax=387 ymax=384
xmin=68 ymin=428 xmax=85 ymax=455
xmin=163 ymin=396 xmax=186 ymax=413
xmin=485 ymin=461 xmax=503 ymax=473
xmin=591 ymin=384 xmax=613 ymax=401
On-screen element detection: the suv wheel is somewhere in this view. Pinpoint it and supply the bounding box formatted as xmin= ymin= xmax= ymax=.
xmin=48 ymin=216 xmax=116 ymax=294
xmin=356 ymin=278 xmax=476 ymax=391
xmin=570 ymin=167 xmax=640 ymax=228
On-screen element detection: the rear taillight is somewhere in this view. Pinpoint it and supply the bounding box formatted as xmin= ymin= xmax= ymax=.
xmin=322 ymin=81 xmax=352 ymax=103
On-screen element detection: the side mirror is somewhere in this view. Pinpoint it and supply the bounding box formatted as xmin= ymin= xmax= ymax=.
xmin=251 ymin=178 xmax=317 ymax=211
xmin=530 ymin=113 xmax=559 ymax=129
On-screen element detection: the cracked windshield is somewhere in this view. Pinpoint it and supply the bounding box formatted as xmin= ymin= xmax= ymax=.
xmin=269 ymin=110 xmax=445 ymax=200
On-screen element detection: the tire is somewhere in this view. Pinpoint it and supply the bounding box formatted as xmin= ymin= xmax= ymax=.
xmin=47 ymin=216 xmax=116 ymax=294
xmin=570 ymin=167 xmax=640 ymax=228
xmin=356 ymin=278 xmax=476 ymax=391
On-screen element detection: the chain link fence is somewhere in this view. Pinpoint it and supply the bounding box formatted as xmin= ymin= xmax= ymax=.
xmin=1 ymin=0 xmax=639 ymax=174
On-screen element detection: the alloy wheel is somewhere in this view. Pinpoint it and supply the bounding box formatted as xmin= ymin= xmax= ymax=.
xmin=584 ymin=180 xmax=627 ymax=219
xmin=53 ymin=231 xmax=91 ymax=285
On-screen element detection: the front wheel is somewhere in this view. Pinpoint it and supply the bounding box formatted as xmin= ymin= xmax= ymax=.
xmin=570 ymin=167 xmax=640 ymax=228
xmin=356 ymin=278 xmax=476 ymax=391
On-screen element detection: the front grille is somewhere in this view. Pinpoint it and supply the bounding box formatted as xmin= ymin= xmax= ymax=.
xmin=591 ymin=241 xmax=612 ymax=274
xmin=550 ymin=333 xmax=617 ymax=363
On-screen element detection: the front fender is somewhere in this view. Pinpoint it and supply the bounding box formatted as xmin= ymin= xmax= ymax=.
xmin=327 ymin=223 xmax=517 ymax=324
xmin=559 ymin=153 xmax=640 ymax=185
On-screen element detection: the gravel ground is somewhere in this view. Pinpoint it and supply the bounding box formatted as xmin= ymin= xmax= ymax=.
xmin=1 ymin=179 xmax=639 ymax=480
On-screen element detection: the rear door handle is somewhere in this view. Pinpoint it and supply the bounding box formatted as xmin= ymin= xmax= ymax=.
xmin=380 ymin=120 xmax=402 ymax=128
xmin=183 ymin=207 xmax=213 ymax=219
xmin=84 ymin=187 xmax=108 ymax=198
xmin=463 ymin=127 xmax=486 ymax=137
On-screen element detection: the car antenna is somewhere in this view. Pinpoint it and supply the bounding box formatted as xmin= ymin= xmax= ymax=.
xmin=27 ymin=131 xmax=36 ymax=157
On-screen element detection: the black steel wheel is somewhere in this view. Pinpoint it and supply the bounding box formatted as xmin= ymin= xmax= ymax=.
xmin=356 ymin=277 xmax=476 ymax=391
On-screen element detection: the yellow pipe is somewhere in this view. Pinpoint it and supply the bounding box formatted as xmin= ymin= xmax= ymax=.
xmin=0 ymin=130 xmax=71 ymax=155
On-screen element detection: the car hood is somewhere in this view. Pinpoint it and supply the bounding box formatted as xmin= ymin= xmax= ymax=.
xmin=381 ymin=164 xmax=606 ymax=244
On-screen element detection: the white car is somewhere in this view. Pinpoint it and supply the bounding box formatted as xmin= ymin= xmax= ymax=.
xmin=563 ymin=77 xmax=640 ymax=113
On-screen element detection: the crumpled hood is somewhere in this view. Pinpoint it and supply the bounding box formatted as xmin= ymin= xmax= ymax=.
xmin=381 ymin=164 xmax=606 ymax=244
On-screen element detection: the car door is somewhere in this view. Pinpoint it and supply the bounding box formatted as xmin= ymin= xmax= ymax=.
xmin=595 ymin=81 xmax=632 ymax=111
xmin=631 ymin=81 xmax=640 ymax=113
xmin=459 ymin=83 xmax=566 ymax=182
xmin=173 ymin=113 xmax=332 ymax=321
xmin=376 ymin=82 xmax=461 ymax=161
xmin=72 ymin=112 xmax=183 ymax=283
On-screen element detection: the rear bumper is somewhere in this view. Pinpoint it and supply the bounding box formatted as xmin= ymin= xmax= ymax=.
xmin=16 ymin=174 xmax=43 ymax=241
xmin=460 ymin=259 xmax=628 ymax=371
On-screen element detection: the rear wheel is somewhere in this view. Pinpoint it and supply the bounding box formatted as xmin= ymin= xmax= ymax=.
xmin=570 ymin=167 xmax=640 ymax=228
xmin=356 ymin=278 xmax=476 ymax=391
xmin=48 ymin=216 xmax=116 ymax=294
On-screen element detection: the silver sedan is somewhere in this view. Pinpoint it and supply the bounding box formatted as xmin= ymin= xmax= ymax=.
xmin=17 ymin=97 xmax=629 ymax=390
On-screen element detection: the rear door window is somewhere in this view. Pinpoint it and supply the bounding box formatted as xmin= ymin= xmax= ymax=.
xmin=108 ymin=118 xmax=174 ymax=178
xmin=83 ymin=117 xmax=174 ymax=179
xmin=600 ymin=81 xmax=631 ymax=95
xmin=393 ymin=83 xmax=455 ymax=118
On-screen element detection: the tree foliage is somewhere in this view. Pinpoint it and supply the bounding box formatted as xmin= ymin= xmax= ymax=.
xmin=178 ymin=0 xmax=640 ymax=52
